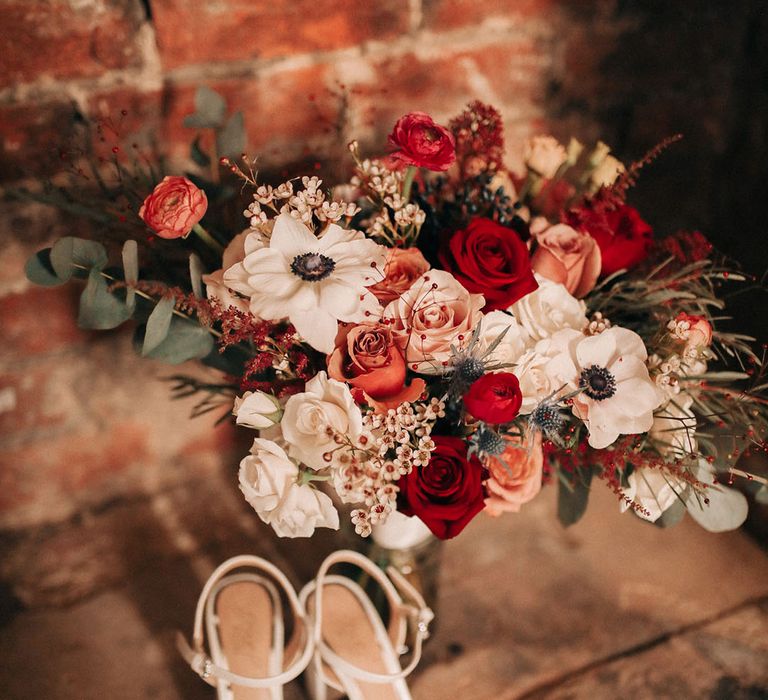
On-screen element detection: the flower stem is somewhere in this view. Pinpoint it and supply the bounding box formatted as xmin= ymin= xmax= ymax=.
xmin=192 ymin=222 xmax=223 ymax=256
xmin=402 ymin=165 xmax=417 ymax=202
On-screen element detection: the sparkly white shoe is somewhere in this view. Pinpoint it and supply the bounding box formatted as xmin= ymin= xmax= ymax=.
xmin=300 ymin=549 xmax=434 ymax=700
xmin=177 ymin=555 xmax=314 ymax=700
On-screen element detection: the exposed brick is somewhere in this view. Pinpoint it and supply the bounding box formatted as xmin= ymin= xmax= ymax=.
xmin=151 ymin=0 xmax=410 ymax=70
xmin=421 ymin=0 xmax=563 ymax=30
xmin=0 ymin=0 xmax=147 ymax=88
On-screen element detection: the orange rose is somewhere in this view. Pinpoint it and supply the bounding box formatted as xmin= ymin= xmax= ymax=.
xmin=531 ymin=223 xmax=601 ymax=298
xmin=368 ymin=247 xmax=430 ymax=304
xmin=484 ymin=433 xmax=543 ymax=516
xmin=327 ymin=323 xmax=425 ymax=412
xmin=139 ymin=176 xmax=208 ymax=239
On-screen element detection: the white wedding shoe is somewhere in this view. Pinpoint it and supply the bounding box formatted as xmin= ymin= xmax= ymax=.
xmin=177 ymin=555 xmax=314 ymax=700
xmin=300 ymin=549 xmax=434 ymax=700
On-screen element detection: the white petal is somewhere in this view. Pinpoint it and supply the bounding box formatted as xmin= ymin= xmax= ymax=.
xmin=290 ymin=308 xmax=338 ymax=353
xmin=320 ymin=280 xmax=364 ymax=319
xmin=576 ymin=331 xmax=616 ymax=370
xmin=270 ymin=213 xmax=318 ymax=257
xmin=686 ymin=485 xmax=748 ymax=532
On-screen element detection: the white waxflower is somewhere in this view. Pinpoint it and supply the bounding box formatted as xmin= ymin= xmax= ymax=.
xmin=223 ymin=213 xmax=387 ymax=353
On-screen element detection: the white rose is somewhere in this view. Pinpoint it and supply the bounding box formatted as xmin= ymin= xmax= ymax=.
xmin=621 ymin=468 xmax=680 ymax=523
xmin=524 ymin=135 xmax=567 ymax=179
xmin=478 ymin=310 xmax=529 ymax=368
xmin=233 ymin=391 xmax=282 ymax=429
xmin=268 ymin=482 xmax=339 ymax=538
xmin=510 ymin=275 xmax=588 ymax=343
xmin=590 ymin=154 xmax=624 ymax=190
xmin=514 ymin=329 xmax=583 ymax=413
xmin=238 ymin=438 xmax=298 ymax=515
xmin=281 ymin=371 xmax=362 ymax=469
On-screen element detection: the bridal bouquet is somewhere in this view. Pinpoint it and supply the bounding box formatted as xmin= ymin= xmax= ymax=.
xmin=23 ymin=94 xmax=768 ymax=541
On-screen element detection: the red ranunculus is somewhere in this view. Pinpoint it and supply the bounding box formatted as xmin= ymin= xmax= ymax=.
xmin=464 ymin=372 xmax=522 ymax=424
xmin=569 ymin=204 xmax=653 ymax=276
xmin=139 ymin=176 xmax=208 ymax=239
xmin=398 ymin=436 xmax=486 ymax=539
xmin=438 ymin=217 xmax=538 ymax=311
xmin=387 ymin=112 xmax=456 ymax=172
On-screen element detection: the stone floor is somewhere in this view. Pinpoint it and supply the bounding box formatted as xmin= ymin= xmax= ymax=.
xmin=1 ymin=484 xmax=767 ymax=700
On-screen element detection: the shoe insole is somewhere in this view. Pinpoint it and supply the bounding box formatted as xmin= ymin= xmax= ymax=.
xmin=318 ymin=583 xmax=404 ymax=700
xmin=216 ymin=580 xmax=277 ymax=700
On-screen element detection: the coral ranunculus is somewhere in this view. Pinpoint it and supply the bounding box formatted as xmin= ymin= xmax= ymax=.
xmin=463 ymin=372 xmax=523 ymax=424
xmin=387 ymin=112 xmax=456 ymax=172
xmin=439 ymin=217 xmax=538 ymax=311
xmin=398 ymin=436 xmax=486 ymax=539
xmin=139 ymin=176 xmax=208 ymax=239
xmin=530 ymin=222 xmax=601 ymax=298
xmin=327 ymin=323 xmax=426 ymax=412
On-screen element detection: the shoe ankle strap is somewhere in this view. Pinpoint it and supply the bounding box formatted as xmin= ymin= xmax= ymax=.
xmin=313 ymin=550 xmax=434 ymax=685
xmin=177 ymin=555 xmax=314 ymax=689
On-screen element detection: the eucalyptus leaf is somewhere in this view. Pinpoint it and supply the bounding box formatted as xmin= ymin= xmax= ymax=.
xmin=122 ymin=240 xmax=139 ymax=312
xmin=755 ymin=485 xmax=768 ymax=504
xmin=183 ymin=86 xmax=226 ymax=129
xmin=216 ymin=111 xmax=246 ymax=158
xmin=190 ymin=136 xmax=211 ymax=167
xmin=78 ymin=269 xmax=132 ymax=329
xmin=141 ymin=316 xmax=215 ymax=364
xmin=685 ymin=483 xmax=748 ymax=532
xmin=50 ymin=237 xmax=109 ymax=281
xmin=189 ymin=254 xmax=204 ymax=298
xmin=557 ymin=468 xmax=594 ymax=527
xmin=25 ymin=249 xmax=66 ymax=286
xmin=142 ymin=296 xmax=175 ymax=355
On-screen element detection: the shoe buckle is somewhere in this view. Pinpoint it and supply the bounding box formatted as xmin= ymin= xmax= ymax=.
xmin=192 ymin=653 xmax=214 ymax=680
xmin=402 ymin=603 xmax=434 ymax=639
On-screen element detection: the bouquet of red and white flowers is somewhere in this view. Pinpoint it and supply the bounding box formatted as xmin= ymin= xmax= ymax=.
xmin=24 ymin=95 xmax=768 ymax=543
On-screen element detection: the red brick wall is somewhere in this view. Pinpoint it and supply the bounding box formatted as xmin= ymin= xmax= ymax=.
xmin=1 ymin=0 xmax=766 ymax=602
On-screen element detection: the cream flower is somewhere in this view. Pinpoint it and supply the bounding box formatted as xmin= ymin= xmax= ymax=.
xmin=223 ymin=213 xmax=387 ymax=353
xmin=238 ymin=438 xmax=338 ymax=537
xmin=202 ymin=229 xmax=266 ymax=313
xmin=233 ymin=390 xmax=282 ymax=430
xmin=383 ymin=269 xmax=485 ymax=374
xmin=281 ymin=371 xmax=362 ymax=469
xmin=524 ymin=135 xmax=567 ymax=178
xmin=477 ymin=310 xmax=529 ymax=367
xmin=620 ymin=467 xmax=681 ymax=523
xmin=510 ymin=275 xmax=588 ymax=343
xmin=548 ymin=326 xmax=665 ymax=449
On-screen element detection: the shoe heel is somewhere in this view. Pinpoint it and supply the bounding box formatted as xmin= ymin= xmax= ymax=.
xmin=305 ymin=659 xmax=341 ymax=700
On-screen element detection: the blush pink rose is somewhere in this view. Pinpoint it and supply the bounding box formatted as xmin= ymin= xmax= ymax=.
xmin=531 ymin=223 xmax=601 ymax=298
xmin=368 ymin=247 xmax=431 ymax=304
xmin=484 ymin=433 xmax=543 ymax=516
xmin=383 ymin=269 xmax=484 ymax=373
xmin=139 ymin=176 xmax=208 ymax=239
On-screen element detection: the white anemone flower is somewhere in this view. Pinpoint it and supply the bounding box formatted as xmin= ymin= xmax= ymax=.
xmin=548 ymin=325 xmax=665 ymax=449
xmin=223 ymin=213 xmax=387 ymax=353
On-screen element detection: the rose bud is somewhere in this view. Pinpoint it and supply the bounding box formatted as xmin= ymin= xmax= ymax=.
xmin=232 ymin=391 xmax=282 ymax=429
xmin=464 ymin=372 xmax=523 ymax=424
xmin=139 ymin=176 xmax=208 ymax=239
xmin=387 ymin=112 xmax=456 ymax=172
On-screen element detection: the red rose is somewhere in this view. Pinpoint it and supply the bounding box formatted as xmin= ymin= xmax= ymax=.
xmin=463 ymin=372 xmax=522 ymax=424
xmin=139 ymin=176 xmax=208 ymax=239
xmin=438 ymin=217 xmax=538 ymax=311
xmin=568 ymin=204 xmax=652 ymax=276
xmin=398 ymin=436 xmax=486 ymax=539
xmin=388 ymin=112 xmax=456 ymax=172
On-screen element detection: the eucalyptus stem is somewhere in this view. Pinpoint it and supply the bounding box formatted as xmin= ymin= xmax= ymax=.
xmin=401 ymin=165 xmax=417 ymax=202
xmin=191 ymin=222 xmax=223 ymax=255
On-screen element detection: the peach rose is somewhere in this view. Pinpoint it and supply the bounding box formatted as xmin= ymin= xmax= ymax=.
xmin=328 ymin=323 xmax=425 ymax=412
xmin=368 ymin=247 xmax=430 ymax=304
xmin=484 ymin=433 xmax=543 ymax=516
xmin=383 ymin=270 xmax=485 ymax=374
xmin=531 ymin=223 xmax=601 ymax=298
xmin=139 ymin=176 xmax=208 ymax=239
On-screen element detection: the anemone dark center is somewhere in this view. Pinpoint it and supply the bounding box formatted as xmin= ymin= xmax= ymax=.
xmin=579 ymin=365 xmax=617 ymax=401
xmin=290 ymin=252 xmax=335 ymax=282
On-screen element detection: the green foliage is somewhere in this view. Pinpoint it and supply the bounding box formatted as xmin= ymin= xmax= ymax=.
xmin=78 ymin=268 xmax=132 ymax=329
xmin=50 ymin=237 xmax=108 ymax=281
xmin=122 ymin=240 xmax=138 ymax=312
xmin=216 ymin=112 xmax=246 ymax=158
xmin=24 ymin=249 xmax=65 ymax=287
xmin=557 ymin=468 xmax=594 ymax=527
xmin=183 ymin=86 xmax=227 ymax=129
xmin=142 ymin=295 xmax=175 ymax=354
xmin=136 ymin=317 xmax=215 ymax=364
